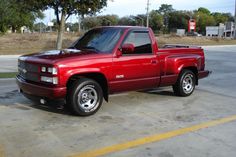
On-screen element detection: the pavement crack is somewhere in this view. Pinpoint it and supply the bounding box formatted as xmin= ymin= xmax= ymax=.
xmin=0 ymin=90 xmax=19 ymax=99
xmin=197 ymin=88 xmax=236 ymax=100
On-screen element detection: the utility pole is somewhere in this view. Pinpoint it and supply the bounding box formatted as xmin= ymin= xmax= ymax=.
xmin=146 ymin=0 xmax=150 ymax=27
xmin=78 ymin=15 xmax=81 ymax=33
xmin=40 ymin=21 xmax=42 ymax=33
xmin=234 ymin=0 xmax=236 ymax=39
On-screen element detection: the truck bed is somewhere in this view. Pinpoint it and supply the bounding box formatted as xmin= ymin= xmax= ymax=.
xmin=161 ymin=44 xmax=201 ymax=49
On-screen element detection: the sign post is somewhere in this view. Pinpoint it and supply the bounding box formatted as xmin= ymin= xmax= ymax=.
xmin=188 ymin=19 xmax=196 ymax=33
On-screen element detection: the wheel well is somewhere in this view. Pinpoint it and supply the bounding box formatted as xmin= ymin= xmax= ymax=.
xmin=182 ymin=67 xmax=198 ymax=85
xmin=67 ymin=73 xmax=109 ymax=101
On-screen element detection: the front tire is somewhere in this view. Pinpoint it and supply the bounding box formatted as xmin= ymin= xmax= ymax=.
xmin=173 ymin=70 xmax=196 ymax=97
xmin=66 ymin=78 xmax=103 ymax=116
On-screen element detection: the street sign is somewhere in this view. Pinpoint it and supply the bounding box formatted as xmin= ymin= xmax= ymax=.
xmin=188 ymin=19 xmax=196 ymax=32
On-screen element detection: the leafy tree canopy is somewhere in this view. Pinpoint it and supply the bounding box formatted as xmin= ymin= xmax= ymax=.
xmin=21 ymin=0 xmax=108 ymax=25
xmin=197 ymin=7 xmax=211 ymax=15
xmin=149 ymin=11 xmax=163 ymax=33
xmin=20 ymin=0 xmax=108 ymax=49
xmin=157 ymin=4 xmax=174 ymax=15
xmin=0 ymin=0 xmax=44 ymax=33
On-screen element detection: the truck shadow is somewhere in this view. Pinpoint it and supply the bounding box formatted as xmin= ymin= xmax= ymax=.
xmin=31 ymin=102 xmax=72 ymax=116
xmin=0 ymin=90 xmax=72 ymax=116
xmin=138 ymin=88 xmax=175 ymax=96
xmin=1 ymin=89 xmax=175 ymax=116
xmin=28 ymin=87 xmax=176 ymax=115
xmin=24 ymin=90 xmax=175 ymax=115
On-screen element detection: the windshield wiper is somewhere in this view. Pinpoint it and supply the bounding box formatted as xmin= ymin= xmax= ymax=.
xmin=82 ymin=46 xmax=99 ymax=52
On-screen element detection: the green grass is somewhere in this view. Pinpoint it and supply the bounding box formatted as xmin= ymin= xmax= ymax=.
xmin=0 ymin=72 xmax=18 ymax=78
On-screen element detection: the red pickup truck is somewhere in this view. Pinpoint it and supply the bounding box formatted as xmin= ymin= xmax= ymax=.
xmin=16 ymin=26 xmax=210 ymax=116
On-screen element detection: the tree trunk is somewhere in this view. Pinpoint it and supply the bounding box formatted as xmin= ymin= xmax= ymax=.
xmin=56 ymin=12 xmax=66 ymax=49
xmin=12 ymin=26 xmax=16 ymax=33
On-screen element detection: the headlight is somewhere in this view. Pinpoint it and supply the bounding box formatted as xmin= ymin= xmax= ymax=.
xmin=47 ymin=67 xmax=58 ymax=74
xmin=41 ymin=76 xmax=58 ymax=84
xmin=41 ymin=66 xmax=57 ymax=74
xmin=41 ymin=66 xmax=46 ymax=72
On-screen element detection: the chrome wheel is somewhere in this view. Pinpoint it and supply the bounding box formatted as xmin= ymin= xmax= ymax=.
xmin=182 ymin=74 xmax=194 ymax=94
xmin=77 ymin=85 xmax=98 ymax=112
xmin=173 ymin=70 xmax=196 ymax=97
xmin=67 ymin=78 xmax=103 ymax=116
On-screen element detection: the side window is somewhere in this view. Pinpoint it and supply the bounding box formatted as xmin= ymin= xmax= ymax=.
xmin=122 ymin=31 xmax=152 ymax=55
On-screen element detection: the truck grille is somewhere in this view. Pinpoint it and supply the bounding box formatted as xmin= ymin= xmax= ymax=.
xmin=18 ymin=60 xmax=39 ymax=82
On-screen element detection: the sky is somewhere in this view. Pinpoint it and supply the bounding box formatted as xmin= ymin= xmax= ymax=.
xmin=40 ymin=0 xmax=235 ymax=24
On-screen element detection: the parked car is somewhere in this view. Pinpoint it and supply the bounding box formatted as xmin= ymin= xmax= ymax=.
xmin=17 ymin=26 xmax=210 ymax=116
xmin=187 ymin=32 xmax=202 ymax=37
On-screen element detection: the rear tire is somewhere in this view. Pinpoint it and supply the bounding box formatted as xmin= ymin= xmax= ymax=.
xmin=173 ymin=70 xmax=196 ymax=97
xmin=66 ymin=78 xmax=103 ymax=116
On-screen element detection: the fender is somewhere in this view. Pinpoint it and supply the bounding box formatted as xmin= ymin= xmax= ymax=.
xmin=165 ymin=54 xmax=201 ymax=75
xmin=62 ymin=68 xmax=109 ymax=102
xmin=63 ymin=68 xmax=106 ymax=84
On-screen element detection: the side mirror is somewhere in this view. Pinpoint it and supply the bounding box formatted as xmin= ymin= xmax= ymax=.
xmin=121 ymin=43 xmax=135 ymax=54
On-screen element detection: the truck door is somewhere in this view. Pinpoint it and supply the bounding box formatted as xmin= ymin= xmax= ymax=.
xmin=110 ymin=30 xmax=160 ymax=93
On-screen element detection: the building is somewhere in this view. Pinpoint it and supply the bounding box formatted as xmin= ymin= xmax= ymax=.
xmin=224 ymin=22 xmax=234 ymax=38
xmin=206 ymin=22 xmax=235 ymax=38
xmin=176 ymin=29 xmax=185 ymax=36
xmin=206 ymin=26 xmax=219 ymax=37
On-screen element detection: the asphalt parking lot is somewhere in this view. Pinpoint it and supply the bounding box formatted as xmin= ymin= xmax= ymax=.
xmin=0 ymin=46 xmax=236 ymax=157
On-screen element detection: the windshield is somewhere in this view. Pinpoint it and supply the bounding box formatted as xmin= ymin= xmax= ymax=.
xmin=72 ymin=28 xmax=123 ymax=53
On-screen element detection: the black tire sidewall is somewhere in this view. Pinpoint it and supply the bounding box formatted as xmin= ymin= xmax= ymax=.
xmin=173 ymin=70 xmax=196 ymax=97
xmin=179 ymin=70 xmax=196 ymax=96
xmin=67 ymin=78 xmax=103 ymax=116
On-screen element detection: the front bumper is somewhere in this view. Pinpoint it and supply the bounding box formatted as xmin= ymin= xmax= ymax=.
xmin=16 ymin=76 xmax=67 ymax=99
xmin=198 ymin=70 xmax=212 ymax=79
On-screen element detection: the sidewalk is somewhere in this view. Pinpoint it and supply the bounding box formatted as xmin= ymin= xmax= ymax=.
xmin=0 ymin=55 xmax=19 ymax=72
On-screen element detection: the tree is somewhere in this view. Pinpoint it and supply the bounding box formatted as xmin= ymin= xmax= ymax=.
xmin=52 ymin=19 xmax=59 ymax=31
xmin=222 ymin=13 xmax=234 ymax=22
xmin=195 ymin=10 xmax=216 ymax=34
xmin=157 ymin=4 xmax=174 ymax=33
xmin=157 ymin=4 xmax=174 ymax=15
xmin=133 ymin=14 xmax=146 ymax=26
xmin=82 ymin=16 xmax=101 ymax=30
xmin=0 ymin=0 xmax=11 ymax=33
xmin=118 ymin=16 xmax=136 ymax=26
xmin=211 ymin=12 xmax=232 ymax=24
xmin=22 ymin=0 xmax=108 ymax=49
xmin=81 ymin=15 xmax=119 ymax=30
xmin=149 ymin=11 xmax=163 ymax=33
xmin=197 ymin=7 xmax=211 ymax=15
xmin=65 ymin=22 xmax=80 ymax=32
xmin=33 ymin=22 xmax=46 ymax=32
xmin=0 ymin=0 xmax=44 ymax=33
xmin=98 ymin=15 xmax=119 ymax=26
xmin=168 ymin=11 xmax=191 ymax=32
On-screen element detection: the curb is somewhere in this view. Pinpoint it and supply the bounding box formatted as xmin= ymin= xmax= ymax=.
xmin=0 ymin=55 xmax=20 ymax=58
xmin=0 ymin=78 xmax=15 ymax=81
xmin=202 ymin=45 xmax=236 ymax=48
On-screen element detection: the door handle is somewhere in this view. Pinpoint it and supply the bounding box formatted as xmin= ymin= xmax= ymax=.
xmin=151 ymin=60 xmax=158 ymax=64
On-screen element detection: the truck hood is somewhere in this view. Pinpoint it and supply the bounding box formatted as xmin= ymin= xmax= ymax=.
xmin=19 ymin=49 xmax=110 ymax=65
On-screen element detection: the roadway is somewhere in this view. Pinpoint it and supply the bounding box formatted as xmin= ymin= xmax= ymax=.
xmin=0 ymin=45 xmax=236 ymax=157
xmin=0 ymin=55 xmax=19 ymax=73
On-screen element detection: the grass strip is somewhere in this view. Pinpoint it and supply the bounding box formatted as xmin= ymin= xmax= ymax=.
xmin=0 ymin=72 xmax=17 ymax=78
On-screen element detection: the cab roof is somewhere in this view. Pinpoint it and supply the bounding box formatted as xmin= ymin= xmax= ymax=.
xmin=95 ymin=26 xmax=149 ymax=31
